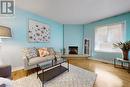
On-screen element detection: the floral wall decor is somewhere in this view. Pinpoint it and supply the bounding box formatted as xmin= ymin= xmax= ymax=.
xmin=28 ymin=19 xmax=50 ymax=42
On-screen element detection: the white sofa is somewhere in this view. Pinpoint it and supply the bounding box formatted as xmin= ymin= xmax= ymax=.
xmin=23 ymin=47 xmax=61 ymax=70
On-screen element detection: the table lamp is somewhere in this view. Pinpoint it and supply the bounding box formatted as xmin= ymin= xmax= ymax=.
xmin=0 ymin=26 xmax=12 ymax=38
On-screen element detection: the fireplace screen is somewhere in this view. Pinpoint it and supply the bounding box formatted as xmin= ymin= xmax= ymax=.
xmin=69 ymin=46 xmax=78 ymax=54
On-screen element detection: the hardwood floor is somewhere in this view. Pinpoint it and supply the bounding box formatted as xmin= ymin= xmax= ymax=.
xmin=12 ymin=68 xmax=39 ymax=80
xmin=69 ymin=58 xmax=130 ymax=87
xmin=12 ymin=58 xmax=130 ymax=87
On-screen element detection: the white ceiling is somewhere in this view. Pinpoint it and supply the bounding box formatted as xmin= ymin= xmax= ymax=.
xmin=16 ymin=0 xmax=130 ymax=24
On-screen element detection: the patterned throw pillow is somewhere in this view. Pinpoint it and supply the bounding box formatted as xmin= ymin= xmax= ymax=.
xmin=23 ymin=47 xmax=38 ymax=59
xmin=47 ymin=48 xmax=56 ymax=55
xmin=38 ymin=48 xmax=49 ymax=57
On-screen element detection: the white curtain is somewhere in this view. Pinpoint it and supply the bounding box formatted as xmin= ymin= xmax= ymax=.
xmin=95 ymin=23 xmax=124 ymax=52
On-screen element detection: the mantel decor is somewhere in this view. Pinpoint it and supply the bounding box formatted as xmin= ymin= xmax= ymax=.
xmin=113 ymin=41 xmax=130 ymax=60
xmin=28 ymin=19 xmax=50 ymax=42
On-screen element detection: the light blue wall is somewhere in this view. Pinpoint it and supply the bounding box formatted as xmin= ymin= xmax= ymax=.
xmin=0 ymin=7 xmax=129 ymax=68
xmin=84 ymin=12 xmax=130 ymax=63
xmin=64 ymin=24 xmax=84 ymax=54
xmin=0 ymin=8 xmax=63 ymax=68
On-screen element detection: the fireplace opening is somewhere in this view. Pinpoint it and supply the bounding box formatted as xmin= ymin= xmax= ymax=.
xmin=69 ymin=46 xmax=78 ymax=54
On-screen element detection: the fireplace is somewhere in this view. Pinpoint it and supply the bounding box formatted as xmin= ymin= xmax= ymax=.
xmin=69 ymin=46 xmax=78 ymax=54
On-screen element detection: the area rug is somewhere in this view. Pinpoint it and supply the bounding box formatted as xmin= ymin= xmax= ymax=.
xmin=13 ymin=64 xmax=97 ymax=87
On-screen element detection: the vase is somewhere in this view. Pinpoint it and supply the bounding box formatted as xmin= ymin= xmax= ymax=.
xmin=122 ymin=50 xmax=129 ymax=60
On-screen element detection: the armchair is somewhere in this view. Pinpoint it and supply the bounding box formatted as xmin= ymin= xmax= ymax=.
xmin=0 ymin=65 xmax=12 ymax=87
xmin=0 ymin=65 xmax=11 ymax=79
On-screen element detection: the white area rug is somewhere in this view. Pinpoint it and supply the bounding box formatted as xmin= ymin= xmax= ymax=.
xmin=13 ymin=64 xmax=97 ymax=87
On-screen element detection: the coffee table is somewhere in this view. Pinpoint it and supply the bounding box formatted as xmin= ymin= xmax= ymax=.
xmin=37 ymin=57 xmax=69 ymax=87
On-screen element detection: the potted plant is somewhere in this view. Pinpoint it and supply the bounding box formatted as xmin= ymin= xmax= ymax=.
xmin=113 ymin=41 xmax=130 ymax=60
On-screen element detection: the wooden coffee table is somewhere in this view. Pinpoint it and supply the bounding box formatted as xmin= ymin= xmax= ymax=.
xmin=37 ymin=57 xmax=69 ymax=87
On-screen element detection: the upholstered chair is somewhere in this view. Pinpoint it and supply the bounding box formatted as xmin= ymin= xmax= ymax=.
xmin=0 ymin=65 xmax=12 ymax=87
xmin=0 ymin=65 xmax=11 ymax=79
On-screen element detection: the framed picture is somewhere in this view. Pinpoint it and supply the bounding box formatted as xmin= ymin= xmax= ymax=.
xmin=28 ymin=19 xmax=50 ymax=42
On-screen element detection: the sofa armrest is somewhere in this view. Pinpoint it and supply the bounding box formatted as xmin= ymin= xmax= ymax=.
xmin=0 ymin=65 xmax=11 ymax=79
xmin=23 ymin=56 xmax=29 ymax=68
xmin=55 ymin=52 xmax=62 ymax=58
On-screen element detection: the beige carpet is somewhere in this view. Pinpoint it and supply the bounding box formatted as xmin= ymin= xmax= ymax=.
xmin=13 ymin=64 xmax=97 ymax=87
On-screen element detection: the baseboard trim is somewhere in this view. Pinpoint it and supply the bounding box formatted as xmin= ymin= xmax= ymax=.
xmin=12 ymin=66 xmax=24 ymax=72
xmin=88 ymin=57 xmax=113 ymax=64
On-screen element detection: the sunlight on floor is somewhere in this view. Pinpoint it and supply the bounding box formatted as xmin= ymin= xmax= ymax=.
xmin=95 ymin=68 xmax=123 ymax=87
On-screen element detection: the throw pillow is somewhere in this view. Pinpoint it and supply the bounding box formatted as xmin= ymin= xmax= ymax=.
xmin=47 ymin=48 xmax=56 ymax=55
xmin=38 ymin=48 xmax=49 ymax=57
xmin=23 ymin=47 xmax=38 ymax=59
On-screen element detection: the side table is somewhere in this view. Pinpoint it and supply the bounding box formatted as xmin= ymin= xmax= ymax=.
xmin=114 ymin=58 xmax=130 ymax=73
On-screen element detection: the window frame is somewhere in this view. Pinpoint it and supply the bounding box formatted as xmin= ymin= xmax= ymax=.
xmin=94 ymin=21 xmax=126 ymax=53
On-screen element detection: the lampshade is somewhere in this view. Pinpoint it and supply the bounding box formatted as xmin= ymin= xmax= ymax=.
xmin=0 ymin=26 xmax=12 ymax=38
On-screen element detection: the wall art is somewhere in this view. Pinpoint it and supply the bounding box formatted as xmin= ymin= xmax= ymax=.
xmin=28 ymin=19 xmax=50 ymax=42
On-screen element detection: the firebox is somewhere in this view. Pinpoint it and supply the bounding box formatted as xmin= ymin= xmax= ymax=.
xmin=69 ymin=46 xmax=78 ymax=54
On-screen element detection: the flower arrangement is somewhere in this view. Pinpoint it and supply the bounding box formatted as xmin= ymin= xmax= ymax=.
xmin=113 ymin=40 xmax=130 ymax=60
xmin=113 ymin=41 xmax=130 ymax=51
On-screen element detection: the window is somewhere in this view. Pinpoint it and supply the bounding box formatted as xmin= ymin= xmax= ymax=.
xmin=95 ymin=23 xmax=125 ymax=52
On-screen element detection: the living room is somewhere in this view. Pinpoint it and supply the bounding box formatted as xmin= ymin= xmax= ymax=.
xmin=0 ymin=0 xmax=130 ymax=87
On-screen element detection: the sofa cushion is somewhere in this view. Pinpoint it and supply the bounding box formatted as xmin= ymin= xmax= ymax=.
xmin=28 ymin=55 xmax=55 ymax=66
xmin=38 ymin=48 xmax=49 ymax=57
xmin=23 ymin=47 xmax=38 ymax=59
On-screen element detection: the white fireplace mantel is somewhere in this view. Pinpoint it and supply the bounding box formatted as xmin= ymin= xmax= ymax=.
xmin=61 ymin=54 xmax=89 ymax=58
